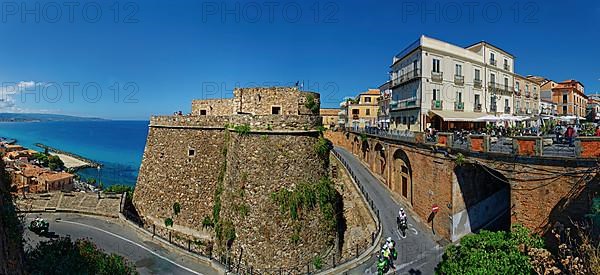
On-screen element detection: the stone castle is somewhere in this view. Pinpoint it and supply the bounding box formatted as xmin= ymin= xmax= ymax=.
xmin=134 ymin=87 xmax=335 ymax=270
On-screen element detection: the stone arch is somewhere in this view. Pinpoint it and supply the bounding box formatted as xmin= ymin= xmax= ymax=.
xmin=361 ymin=139 xmax=370 ymax=162
xmin=392 ymin=148 xmax=413 ymax=205
xmin=373 ymin=143 xmax=386 ymax=177
xmin=452 ymin=163 xmax=510 ymax=241
xmin=352 ymin=136 xmax=360 ymax=155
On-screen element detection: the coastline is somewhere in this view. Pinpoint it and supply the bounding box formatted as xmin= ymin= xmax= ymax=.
xmin=34 ymin=143 xmax=101 ymax=171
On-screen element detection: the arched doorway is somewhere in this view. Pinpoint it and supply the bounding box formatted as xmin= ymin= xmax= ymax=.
xmin=392 ymin=149 xmax=412 ymax=205
xmin=374 ymin=143 xmax=386 ymax=177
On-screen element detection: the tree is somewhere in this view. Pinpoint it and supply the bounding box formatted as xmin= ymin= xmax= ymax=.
xmin=25 ymin=237 xmax=137 ymax=275
xmin=48 ymin=155 xmax=64 ymax=171
xmin=435 ymin=225 xmax=543 ymax=275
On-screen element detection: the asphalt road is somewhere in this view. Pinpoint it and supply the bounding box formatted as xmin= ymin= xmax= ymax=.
xmin=24 ymin=213 xmax=220 ymax=275
xmin=336 ymin=147 xmax=444 ymax=275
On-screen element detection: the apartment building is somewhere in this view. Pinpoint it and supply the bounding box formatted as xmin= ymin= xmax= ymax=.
xmin=552 ymin=79 xmax=588 ymax=118
xmin=586 ymin=94 xmax=600 ymax=122
xmin=377 ymin=81 xmax=392 ymax=129
xmin=319 ymin=108 xmax=339 ymax=129
xmin=514 ymin=74 xmax=541 ymax=116
xmin=389 ymin=35 xmax=515 ymax=131
xmin=345 ymin=89 xmax=380 ymax=129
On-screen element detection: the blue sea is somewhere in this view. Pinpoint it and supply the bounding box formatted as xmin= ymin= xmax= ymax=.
xmin=0 ymin=120 xmax=149 ymax=187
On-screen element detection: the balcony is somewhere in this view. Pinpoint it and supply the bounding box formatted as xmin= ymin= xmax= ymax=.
xmin=454 ymin=75 xmax=464 ymax=86
xmin=490 ymin=59 xmax=497 ymax=66
xmin=490 ymin=104 xmax=497 ymax=112
xmin=392 ymin=69 xmax=421 ymax=87
xmin=474 ymin=103 xmax=482 ymax=112
xmin=474 ymin=79 xmax=482 ymax=89
xmin=431 ymin=71 xmax=443 ymax=83
xmin=515 ymin=89 xmax=522 ymax=97
xmin=533 ymin=94 xmax=538 ymax=100
xmin=454 ymin=102 xmax=464 ymax=111
xmin=431 ymin=100 xmax=443 ymax=110
xmin=488 ymin=82 xmax=513 ymax=95
xmin=352 ymin=114 xmax=359 ymax=120
xmin=526 ymin=109 xmax=532 ymax=114
xmin=504 ymin=63 xmax=510 ymax=71
xmin=504 ymin=107 xmax=511 ymax=114
xmin=525 ymin=92 xmax=531 ymax=98
xmin=391 ymin=99 xmax=419 ymax=110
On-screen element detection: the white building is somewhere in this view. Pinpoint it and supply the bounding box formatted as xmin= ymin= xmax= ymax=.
xmin=389 ymin=35 xmax=517 ymax=131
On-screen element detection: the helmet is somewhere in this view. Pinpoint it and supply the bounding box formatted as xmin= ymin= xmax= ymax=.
xmin=400 ymin=208 xmax=404 ymax=212
xmin=386 ymin=237 xmax=392 ymax=242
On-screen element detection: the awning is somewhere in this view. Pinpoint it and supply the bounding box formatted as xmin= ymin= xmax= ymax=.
xmin=428 ymin=110 xmax=486 ymax=122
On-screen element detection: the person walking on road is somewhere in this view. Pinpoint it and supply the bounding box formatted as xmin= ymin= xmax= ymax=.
xmin=565 ymin=125 xmax=575 ymax=147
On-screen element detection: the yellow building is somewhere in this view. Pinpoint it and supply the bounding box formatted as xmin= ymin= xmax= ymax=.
xmin=347 ymin=89 xmax=380 ymax=129
xmin=319 ymin=108 xmax=339 ymax=129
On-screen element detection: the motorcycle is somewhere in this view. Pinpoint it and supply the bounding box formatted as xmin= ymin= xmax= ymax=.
xmin=397 ymin=216 xmax=407 ymax=237
xmin=377 ymin=255 xmax=389 ymax=275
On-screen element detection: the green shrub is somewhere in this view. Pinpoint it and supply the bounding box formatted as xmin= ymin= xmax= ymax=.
xmin=304 ymin=94 xmax=319 ymax=113
xmin=313 ymin=256 xmax=323 ymax=270
xmin=359 ymin=133 xmax=368 ymax=142
xmin=233 ymin=124 xmax=251 ymax=135
xmin=202 ymin=216 xmax=214 ymax=228
xmin=164 ymin=217 xmax=174 ymax=227
xmin=238 ymin=204 xmax=249 ymax=217
xmin=103 ymin=184 xmax=134 ymax=199
xmin=172 ymin=202 xmax=181 ymax=216
xmin=271 ymin=177 xmax=341 ymax=232
xmin=454 ymin=153 xmax=465 ymax=166
xmin=314 ymin=137 xmax=331 ymax=157
xmin=435 ymin=225 xmax=544 ymax=274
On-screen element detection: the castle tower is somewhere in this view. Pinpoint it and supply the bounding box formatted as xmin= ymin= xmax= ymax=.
xmin=134 ymin=87 xmax=337 ymax=270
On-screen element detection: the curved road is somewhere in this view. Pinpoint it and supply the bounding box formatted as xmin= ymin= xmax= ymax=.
xmin=24 ymin=213 xmax=220 ymax=275
xmin=336 ymin=147 xmax=444 ymax=274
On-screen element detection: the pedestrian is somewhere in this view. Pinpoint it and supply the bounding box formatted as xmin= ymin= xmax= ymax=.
xmin=565 ymin=125 xmax=575 ymax=147
xmin=595 ymin=126 xmax=600 ymax=137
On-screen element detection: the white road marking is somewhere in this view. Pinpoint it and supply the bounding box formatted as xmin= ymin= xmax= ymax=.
xmin=56 ymin=219 xmax=203 ymax=275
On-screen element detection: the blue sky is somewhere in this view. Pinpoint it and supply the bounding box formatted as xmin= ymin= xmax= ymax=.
xmin=0 ymin=0 xmax=598 ymax=120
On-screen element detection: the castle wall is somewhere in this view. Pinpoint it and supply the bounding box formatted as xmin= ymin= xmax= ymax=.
xmin=133 ymin=125 xmax=226 ymax=240
xmin=219 ymin=130 xmax=330 ymax=270
xmin=232 ymin=87 xmax=320 ymax=115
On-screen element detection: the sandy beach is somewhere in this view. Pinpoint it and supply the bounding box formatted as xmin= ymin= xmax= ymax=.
xmin=49 ymin=152 xmax=90 ymax=169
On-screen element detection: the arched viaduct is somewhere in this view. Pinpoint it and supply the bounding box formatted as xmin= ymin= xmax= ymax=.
xmin=327 ymin=131 xmax=600 ymax=242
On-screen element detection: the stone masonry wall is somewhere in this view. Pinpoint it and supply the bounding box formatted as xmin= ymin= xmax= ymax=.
xmin=233 ymin=87 xmax=320 ymax=115
xmin=151 ymin=114 xmax=322 ymax=131
xmin=133 ymin=126 xmax=226 ymax=240
xmin=218 ymin=131 xmax=330 ymax=270
xmin=191 ymin=99 xmax=234 ymax=116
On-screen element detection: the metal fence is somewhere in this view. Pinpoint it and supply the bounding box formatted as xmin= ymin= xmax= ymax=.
xmin=121 ymin=150 xmax=383 ymax=275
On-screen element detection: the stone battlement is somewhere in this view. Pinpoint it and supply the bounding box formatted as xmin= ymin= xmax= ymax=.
xmin=192 ymin=86 xmax=320 ymax=116
xmin=150 ymin=114 xmax=322 ymax=131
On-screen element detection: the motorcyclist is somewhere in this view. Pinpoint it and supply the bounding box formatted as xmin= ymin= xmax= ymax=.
xmin=398 ymin=208 xmax=407 ymax=221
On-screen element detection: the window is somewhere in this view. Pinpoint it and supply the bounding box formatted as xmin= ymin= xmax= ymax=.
xmin=365 ymin=97 xmax=371 ymax=103
xmin=563 ymin=94 xmax=568 ymax=104
xmin=504 ymin=77 xmax=509 ymax=88
xmin=563 ymin=106 xmax=567 ymax=114
xmin=504 ymin=59 xmax=508 ymax=66
xmin=271 ymin=106 xmax=281 ymax=114
xmin=525 ymin=85 xmax=529 ymax=93
xmin=432 ymin=59 xmax=440 ymax=73
xmin=475 ymin=94 xmax=480 ymax=105
xmin=457 ymin=91 xmax=462 ymax=102
xmin=413 ymin=60 xmax=418 ymax=73
xmin=433 ymin=89 xmax=440 ymax=100
xmin=505 ymin=98 xmax=509 ymax=107
xmin=199 ymin=110 xmax=207 ymax=115
xmin=352 ymin=109 xmax=359 ymax=115
xmin=490 ymin=52 xmax=495 ymax=62
xmin=455 ymin=64 xmax=462 ymax=76
xmin=366 ymin=109 xmax=370 ymax=116
xmin=474 ymin=69 xmax=480 ymax=81
xmin=188 ymin=148 xmax=195 ymax=157
xmin=516 ymin=82 xmax=520 ymax=91
xmin=490 ymin=73 xmax=496 ymax=84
